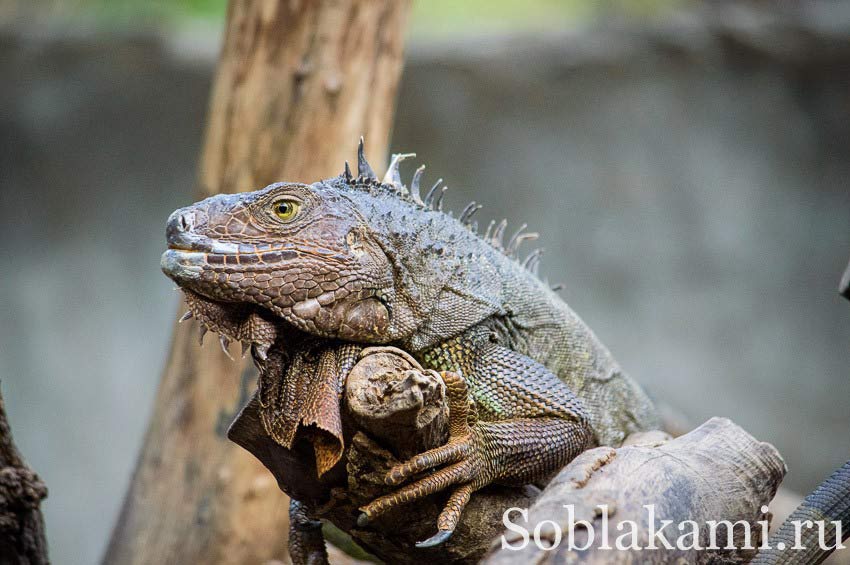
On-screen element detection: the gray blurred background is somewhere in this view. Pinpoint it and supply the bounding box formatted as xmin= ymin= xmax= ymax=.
xmin=1 ymin=1 xmax=849 ymax=563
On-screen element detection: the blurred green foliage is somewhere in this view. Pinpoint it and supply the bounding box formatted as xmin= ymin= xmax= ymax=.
xmin=72 ymin=0 xmax=227 ymax=24
xmin=412 ymin=0 xmax=682 ymax=34
xmin=9 ymin=0 xmax=683 ymax=33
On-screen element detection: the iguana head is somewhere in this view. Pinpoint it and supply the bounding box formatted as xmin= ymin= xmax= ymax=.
xmin=163 ymin=192 xmax=397 ymax=344
xmin=163 ymin=141 xmax=536 ymax=348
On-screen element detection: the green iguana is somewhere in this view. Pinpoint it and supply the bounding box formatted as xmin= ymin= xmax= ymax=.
xmin=161 ymin=140 xmax=660 ymax=548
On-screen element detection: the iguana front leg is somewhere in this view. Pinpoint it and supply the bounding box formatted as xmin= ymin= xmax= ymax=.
xmin=357 ymin=334 xmax=594 ymax=546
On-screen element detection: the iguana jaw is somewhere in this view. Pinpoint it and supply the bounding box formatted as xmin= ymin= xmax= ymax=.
xmin=163 ymin=245 xmax=392 ymax=344
xmin=161 ymin=249 xmax=204 ymax=282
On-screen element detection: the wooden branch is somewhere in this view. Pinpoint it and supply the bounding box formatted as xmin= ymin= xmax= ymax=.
xmin=105 ymin=1 xmax=411 ymax=563
xmin=483 ymin=418 xmax=786 ymax=564
xmin=0 ymin=385 xmax=48 ymax=564
xmin=345 ymin=346 xmax=450 ymax=460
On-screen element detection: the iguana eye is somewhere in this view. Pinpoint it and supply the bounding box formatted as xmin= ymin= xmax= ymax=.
xmin=272 ymin=199 xmax=300 ymax=222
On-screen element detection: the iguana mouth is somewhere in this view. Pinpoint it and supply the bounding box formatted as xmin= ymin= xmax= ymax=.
xmin=164 ymin=240 xmax=240 ymax=254
xmin=161 ymin=249 xmax=205 ymax=282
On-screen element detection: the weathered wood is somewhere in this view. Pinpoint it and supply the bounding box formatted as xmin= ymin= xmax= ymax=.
xmin=105 ymin=1 xmax=411 ymax=563
xmin=0 ymin=385 xmax=49 ymax=565
xmin=229 ymin=346 xmax=538 ymax=564
xmin=484 ymin=418 xmax=786 ymax=564
xmin=345 ymin=346 xmax=450 ymax=460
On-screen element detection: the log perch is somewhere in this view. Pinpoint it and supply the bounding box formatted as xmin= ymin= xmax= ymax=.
xmin=229 ymin=347 xmax=786 ymax=564
xmin=345 ymin=346 xmax=449 ymax=460
xmin=484 ymin=418 xmax=786 ymax=564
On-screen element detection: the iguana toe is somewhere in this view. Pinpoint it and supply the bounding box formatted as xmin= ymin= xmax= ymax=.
xmin=385 ymin=439 xmax=471 ymax=486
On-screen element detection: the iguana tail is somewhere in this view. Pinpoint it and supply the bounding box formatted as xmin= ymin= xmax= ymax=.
xmin=751 ymin=459 xmax=850 ymax=564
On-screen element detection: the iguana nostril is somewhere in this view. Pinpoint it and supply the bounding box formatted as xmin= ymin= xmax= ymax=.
xmin=179 ymin=212 xmax=194 ymax=232
xmin=165 ymin=209 xmax=201 ymax=249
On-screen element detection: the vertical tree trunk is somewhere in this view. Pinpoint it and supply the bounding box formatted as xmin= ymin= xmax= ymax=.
xmin=0 ymin=386 xmax=49 ymax=565
xmin=105 ymin=1 xmax=410 ymax=563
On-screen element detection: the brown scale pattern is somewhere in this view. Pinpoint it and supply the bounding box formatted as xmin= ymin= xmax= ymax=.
xmin=287 ymin=499 xmax=328 ymax=565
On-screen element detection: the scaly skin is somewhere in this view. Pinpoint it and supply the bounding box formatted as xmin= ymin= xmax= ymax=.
xmin=288 ymin=499 xmax=328 ymax=565
xmin=161 ymin=141 xmax=659 ymax=548
xmin=751 ymin=460 xmax=850 ymax=564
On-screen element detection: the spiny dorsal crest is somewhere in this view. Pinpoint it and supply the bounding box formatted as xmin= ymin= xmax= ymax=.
xmin=340 ymin=139 xmax=545 ymax=275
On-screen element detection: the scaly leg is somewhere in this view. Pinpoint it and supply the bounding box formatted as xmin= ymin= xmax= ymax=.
xmin=288 ymin=499 xmax=328 ymax=565
xmin=358 ymin=353 xmax=593 ymax=547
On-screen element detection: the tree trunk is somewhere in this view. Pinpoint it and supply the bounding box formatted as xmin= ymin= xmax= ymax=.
xmin=105 ymin=1 xmax=411 ymax=563
xmin=0 ymin=385 xmax=49 ymax=565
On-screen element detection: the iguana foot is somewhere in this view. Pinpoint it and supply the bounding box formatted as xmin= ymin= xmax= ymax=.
xmin=357 ymin=370 xmax=594 ymax=547
xmin=358 ymin=371 xmax=488 ymax=546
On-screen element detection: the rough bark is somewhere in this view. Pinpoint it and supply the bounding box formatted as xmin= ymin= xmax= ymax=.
xmin=0 ymin=385 xmax=49 ymax=565
xmin=484 ymin=418 xmax=786 ymax=564
xmin=105 ymin=1 xmax=411 ymax=563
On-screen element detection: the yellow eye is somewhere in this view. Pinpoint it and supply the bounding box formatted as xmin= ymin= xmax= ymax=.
xmin=273 ymin=199 xmax=300 ymax=222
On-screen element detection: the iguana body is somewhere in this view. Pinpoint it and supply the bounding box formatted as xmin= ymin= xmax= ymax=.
xmin=161 ymin=141 xmax=658 ymax=548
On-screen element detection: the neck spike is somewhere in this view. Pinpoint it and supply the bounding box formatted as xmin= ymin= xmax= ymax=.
xmin=459 ymin=202 xmax=482 ymax=226
xmin=410 ymin=165 xmax=426 ymax=205
xmin=491 ymin=219 xmax=508 ymax=249
xmin=336 ymin=140 xmax=549 ymax=278
xmin=357 ymin=137 xmax=376 ymax=180
xmin=424 ymin=179 xmax=443 ymax=207
xmin=383 ymin=152 xmax=416 ymax=188
xmin=435 ymin=186 xmax=447 ymax=211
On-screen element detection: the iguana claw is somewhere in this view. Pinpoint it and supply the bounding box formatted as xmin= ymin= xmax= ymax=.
xmin=416 ymin=529 xmax=454 ymax=548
